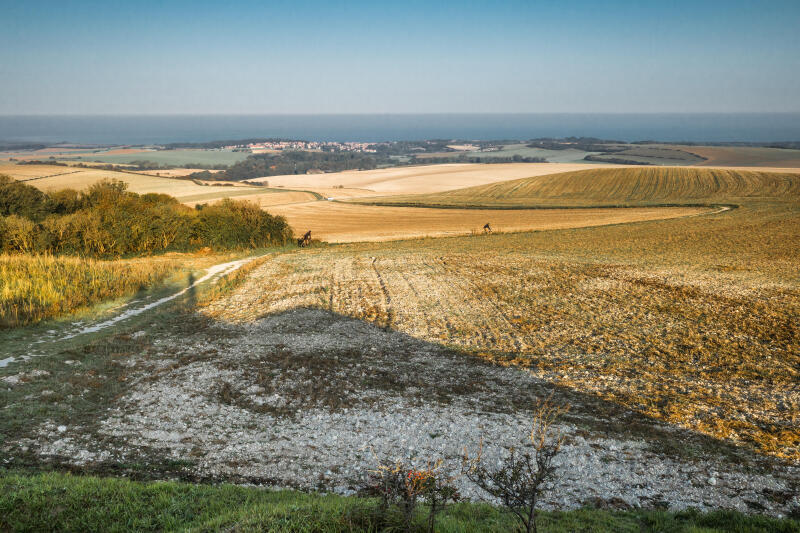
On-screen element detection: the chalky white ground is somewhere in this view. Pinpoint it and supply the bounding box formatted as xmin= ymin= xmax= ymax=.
xmin=20 ymin=308 xmax=798 ymax=515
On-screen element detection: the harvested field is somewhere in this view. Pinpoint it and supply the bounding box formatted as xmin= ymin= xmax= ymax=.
xmin=249 ymin=163 xmax=627 ymax=195
xmin=369 ymin=167 xmax=800 ymax=207
xmin=269 ymin=202 xmax=711 ymax=242
xmin=587 ymin=146 xmax=706 ymax=166
xmin=2 ymin=295 xmax=795 ymax=515
xmin=205 ymin=167 xmax=800 ymax=460
xmin=0 ymin=164 xmax=79 ymax=180
xmin=201 ymin=203 xmax=799 ymax=462
xmin=683 ymin=146 xmax=800 ymax=167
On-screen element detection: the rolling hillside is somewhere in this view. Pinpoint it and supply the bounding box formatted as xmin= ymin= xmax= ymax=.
xmin=360 ymin=167 xmax=800 ymax=207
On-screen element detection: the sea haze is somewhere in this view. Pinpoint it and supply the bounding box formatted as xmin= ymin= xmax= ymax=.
xmin=1 ymin=114 xmax=799 ymax=145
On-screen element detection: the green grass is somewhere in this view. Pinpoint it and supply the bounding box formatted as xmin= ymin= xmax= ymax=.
xmin=1 ymin=471 xmax=797 ymax=532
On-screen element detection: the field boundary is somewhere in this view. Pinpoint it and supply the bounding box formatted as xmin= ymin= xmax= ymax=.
xmin=345 ymin=199 xmax=740 ymax=211
xmin=15 ymin=170 xmax=82 ymax=182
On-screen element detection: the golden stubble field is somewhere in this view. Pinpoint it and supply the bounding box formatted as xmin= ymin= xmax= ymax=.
xmin=248 ymin=162 xmax=626 ymax=194
xmin=365 ymin=167 xmax=800 ymax=207
xmin=204 ymin=205 xmax=799 ymax=462
xmin=203 ymin=167 xmax=800 ymax=461
xmin=268 ymin=202 xmax=711 ymax=242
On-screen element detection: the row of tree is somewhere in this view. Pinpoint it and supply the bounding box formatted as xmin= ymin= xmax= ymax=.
xmin=0 ymin=176 xmax=293 ymax=257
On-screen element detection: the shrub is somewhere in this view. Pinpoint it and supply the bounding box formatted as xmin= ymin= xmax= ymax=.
xmin=463 ymin=397 xmax=569 ymax=533
xmin=195 ymin=198 xmax=293 ymax=249
xmin=363 ymin=458 xmax=460 ymax=533
xmin=0 ymin=215 xmax=37 ymax=253
xmin=0 ymin=179 xmax=293 ymax=258
xmin=0 ymin=175 xmax=51 ymax=221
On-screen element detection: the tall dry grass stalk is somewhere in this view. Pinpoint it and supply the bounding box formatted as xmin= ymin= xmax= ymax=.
xmin=0 ymin=253 xmax=182 ymax=327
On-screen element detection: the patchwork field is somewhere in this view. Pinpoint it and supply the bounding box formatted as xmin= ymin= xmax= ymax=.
xmin=0 ymin=163 xmax=280 ymax=205
xmin=248 ymin=162 xmax=625 ymax=194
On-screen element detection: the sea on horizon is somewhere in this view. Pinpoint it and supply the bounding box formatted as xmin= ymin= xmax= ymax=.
xmin=1 ymin=113 xmax=799 ymax=145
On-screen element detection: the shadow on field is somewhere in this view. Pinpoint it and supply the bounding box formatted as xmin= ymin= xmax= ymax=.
xmin=2 ymin=299 xmax=789 ymax=496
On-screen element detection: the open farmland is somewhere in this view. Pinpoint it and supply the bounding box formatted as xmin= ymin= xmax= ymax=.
xmin=201 ymin=168 xmax=800 ymax=463
xmin=2 ymin=165 xmax=799 ymax=518
xmin=415 ymin=143 xmax=597 ymax=163
xmin=249 ymin=162 xmax=626 ymax=194
xmin=269 ymin=202 xmax=710 ymax=242
xmin=683 ymin=145 xmax=800 ymax=167
xmin=363 ymin=166 xmax=800 ymax=207
xmin=586 ymin=146 xmax=707 ymax=165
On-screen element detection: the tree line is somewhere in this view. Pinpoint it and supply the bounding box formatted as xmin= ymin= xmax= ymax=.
xmin=192 ymin=151 xmax=379 ymax=181
xmin=0 ymin=176 xmax=293 ymax=258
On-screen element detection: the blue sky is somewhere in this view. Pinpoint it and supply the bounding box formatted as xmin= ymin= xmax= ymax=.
xmin=1 ymin=0 xmax=798 ymax=114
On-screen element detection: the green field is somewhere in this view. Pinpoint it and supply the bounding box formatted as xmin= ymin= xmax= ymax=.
xmin=67 ymin=149 xmax=250 ymax=167
xmin=417 ymin=143 xmax=595 ymax=163
xmin=587 ymin=146 xmax=707 ymax=165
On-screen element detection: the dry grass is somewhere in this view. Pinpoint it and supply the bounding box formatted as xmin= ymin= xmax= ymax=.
xmin=0 ymin=254 xmax=187 ymax=327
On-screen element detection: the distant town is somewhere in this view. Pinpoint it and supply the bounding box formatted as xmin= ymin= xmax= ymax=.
xmin=224 ymin=140 xmax=378 ymax=153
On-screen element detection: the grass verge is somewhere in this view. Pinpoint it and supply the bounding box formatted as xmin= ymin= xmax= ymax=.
xmin=1 ymin=471 xmax=798 ymax=532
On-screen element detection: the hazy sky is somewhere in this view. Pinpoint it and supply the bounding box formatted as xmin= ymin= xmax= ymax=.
xmin=1 ymin=0 xmax=799 ymax=114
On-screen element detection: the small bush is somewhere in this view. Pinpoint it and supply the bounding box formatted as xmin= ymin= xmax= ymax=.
xmin=463 ymin=397 xmax=569 ymax=533
xmin=363 ymin=458 xmax=460 ymax=532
